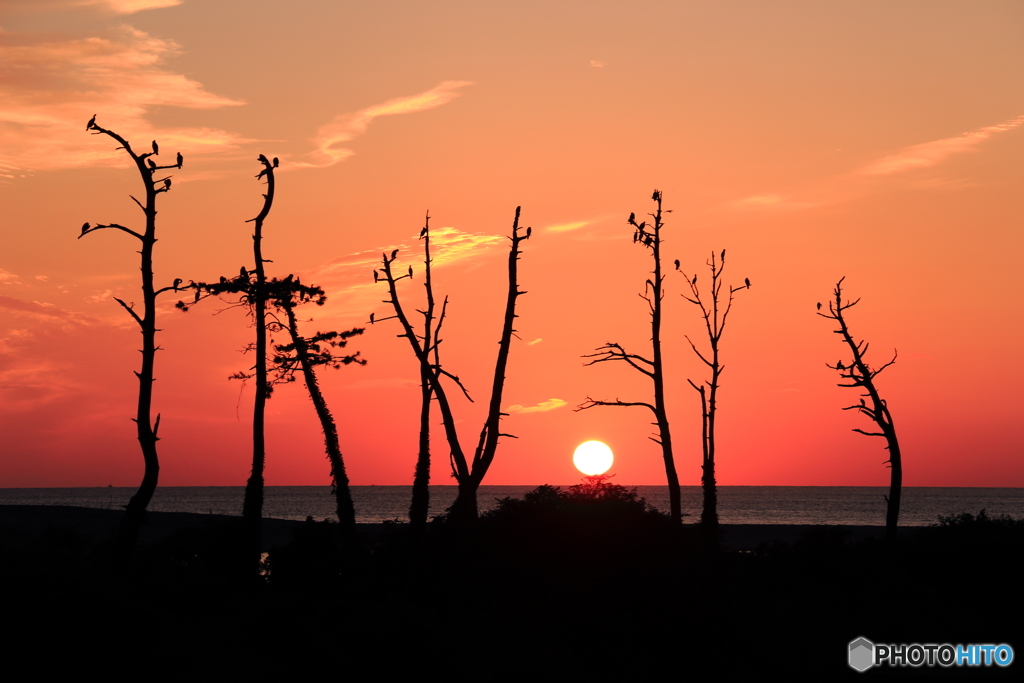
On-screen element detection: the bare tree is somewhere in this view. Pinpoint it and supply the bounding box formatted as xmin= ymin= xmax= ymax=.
xmin=577 ymin=190 xmax=682 ymax=524
xmin=80 ymin=118 xmax=184 ymax=555
xmin=372 ymin=208 xmax=531 ymax=525
xmin=177 ymin=154 xmax=277 ymax=571
xmin=818 ymin=277 xmax=903 ymax=538
xmin=678 ymin=250 xmax=750 ymax=532
xmin=265 ymin=275 xmax=365 ymax=537
xmin=409 ymin=213 xmax=438 ymax=532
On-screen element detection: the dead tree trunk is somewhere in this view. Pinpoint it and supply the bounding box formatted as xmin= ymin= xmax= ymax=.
xmin=372 ymin=208 xmax=531 ymax=526
xmin=679 ymin=250 xmax=750 ymax=533
xmin=577 ymin=190 xmax=682 ymax=524
xmin=409 ymin=213 xmax=437 ymax=533
xmin=242 ymin=154 xmax=276 ymax=572
xmin=818 ymin=278 xmax=903 ymax=539
xmin=275 ymin=291 xmax=364 ymax=537
xmin=81 ymin=118 xmax=184 ymax=556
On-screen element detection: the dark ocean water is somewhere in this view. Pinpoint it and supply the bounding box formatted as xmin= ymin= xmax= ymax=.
xmin=2 ymin=485 xmax=1022 ymax=526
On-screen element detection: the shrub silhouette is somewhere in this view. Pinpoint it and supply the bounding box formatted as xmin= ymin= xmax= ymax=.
xmin=477 ymin=483 xmax=674 ymax=561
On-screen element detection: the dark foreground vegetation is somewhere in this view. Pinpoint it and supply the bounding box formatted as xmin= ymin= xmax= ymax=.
xmin=3 ymin=489 xmax=1021 ymax=678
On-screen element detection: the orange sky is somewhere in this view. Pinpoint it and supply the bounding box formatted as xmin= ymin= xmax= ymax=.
xmin=1 ymin=0 xmax=1022 ymax=490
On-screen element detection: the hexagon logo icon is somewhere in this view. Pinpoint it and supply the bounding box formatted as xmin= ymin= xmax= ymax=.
xmin=849 ymin=637 xmax=875 ymax=672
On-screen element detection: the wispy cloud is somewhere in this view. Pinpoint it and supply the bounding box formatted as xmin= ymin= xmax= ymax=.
xmin=859 ymin=114 xmax=1024 ymax=175
xmin=0 ymin=25 xmax=248 ymax=172
xmin=589 ymin=60 xmax=605 ymax=68
xmin=0 ymin=294 xmax=97 ymax=325
xmin=0 ymin=269 xmax=22 ymax=285
xmin=304 ymin=226 xmax=503 ymax=319
xmin=525 ymin=338 xmax=542 ymax=346
xmin=506 ymin=398 xmax=567 ymax=414
xmin=731 ymin=192 xmax=818 ymax=211
xmin=298 ymin=81 xmax=473 ymax=168
xmin=545 ymin=219 xmax=592 ymax=233
xmin=76 ymin=0 xmax=181 ymax=13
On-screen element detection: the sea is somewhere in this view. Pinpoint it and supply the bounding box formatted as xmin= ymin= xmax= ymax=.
xmin=2 ymin=485 xmax=1022 ymax=526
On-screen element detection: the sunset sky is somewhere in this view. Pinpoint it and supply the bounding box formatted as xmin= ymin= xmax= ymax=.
xmin=1 ymin=0 xmax=1022 ymax=492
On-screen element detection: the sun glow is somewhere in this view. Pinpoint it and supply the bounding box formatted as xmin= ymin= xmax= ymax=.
xmin=573 ymin=441 xmax=613 ymax=476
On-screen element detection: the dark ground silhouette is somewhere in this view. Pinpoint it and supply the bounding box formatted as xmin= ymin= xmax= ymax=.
xmin=3 ymin=493 xmax=1021 ymax=678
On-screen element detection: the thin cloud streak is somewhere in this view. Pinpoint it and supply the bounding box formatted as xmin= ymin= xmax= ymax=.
xmin=77 ymin=0 xmax=181 ymax=12
xmin=546 ymin=219 xmax=592 ymax=233
xmin=506 ymin=398 xmax=567 ymax=414
xmin=305 ymin=227 xmax=503 ymax=318
xmin=298 ymin=81 xmax=474 ymax=168
xmin=859 ymin=114 xmax=1024 ymax=175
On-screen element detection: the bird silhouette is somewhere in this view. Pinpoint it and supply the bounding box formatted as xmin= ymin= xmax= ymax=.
xmin=391 ymin=249 xmax=398 ymax=260
xmin=674 ymin=259 xmax=680 ymax=270
xmin=164 ymin=178 xmax=171 ymax=190
xmin=525 ymin=226 xmax=532 ymax=239
xmin=370 ymin=312 xmax=375 ymax=324
xmin=176 ymin=152 xmax=183 ymax=168
xmin=172 ymin=278 xmax=182 ymax=290
xmin=652 ymin=189 xmax=661 ymax=201
xmin=152 ymin=141 xmax=159 ymax=155
xmin=633 ymin=232 xmax=638 ymax=243
xmin=744 ymin=277 xmax=751 ymax=288
xmin=373 ymin=270 xmax=379 ymax=282
xmin=837 ymin=361 xmax=845 ymax=370
xmin=81 ymin=222 xmax=90 ymax=234
xmin=240 ymin=267 xmax=248 ymax=278
xmin=272 ymin=157 xmax=279 ymax=168
xmin=408 ymin=266 xmax=413 ymax=278
xmin=628 ymin=212 xmax=636 ymax=224
xmin=817 ymin=302 xmax=822 ymax=310
xmin=147 ymin=159 xmax=156 ymax=169
xmin=691 ymin=275 xmax=697 ymax=285
xmin=644 ymin=236 xmax=653 ymax=247
xmin=420 ymin=226 xmax=428 ymax=238
xmin=258 ymin=154 xmax=269 ymax=165
xmin=86 ymin=115 xmax=96 ymax=131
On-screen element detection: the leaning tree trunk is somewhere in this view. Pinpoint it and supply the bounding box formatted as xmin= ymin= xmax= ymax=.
xmin=282 ymin=305 xmax=357 ymax=537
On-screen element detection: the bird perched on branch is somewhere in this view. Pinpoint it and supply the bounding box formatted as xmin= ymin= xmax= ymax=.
xmin=373 ymin=270 xmax=379 ymax=283
xmin=176 ymin=152 xmax=183 ymax=168
xmin=81 ymin=222 xmax=90 ymax=234
xmin=272 ymin=157 xmax=279 ymax=168
xmin=258 ymin=154 xmax=269 ymax=165
xmin=147 ymin=159 xmax=156 ymax=169
xmin=152 ymin=140 xmax=159 ymax=155
xmin=526 ymin=226 xmax=532 ymax=239
xmin=744 ymin=277 xmax=751 ymax=288
xmin=674 ymin=259 xmax=680 ymax=270
xmin=391 ymin=249 xmax=398 ymax=260
xmin=86 ymin=115 xmax=96 ymax=131
xmin=817 ymin=302 xmax=822 ymax=310
xmin=420 ymin=226 xmax=428 ymax=238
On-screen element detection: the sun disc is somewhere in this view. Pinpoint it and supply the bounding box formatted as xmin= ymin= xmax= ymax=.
xmin=573 ymin=440 xmax=613 ymax=476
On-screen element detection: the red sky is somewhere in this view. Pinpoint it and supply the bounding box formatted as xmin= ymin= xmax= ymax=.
xmin=1 ymin=0 xmax=1022 ymax=489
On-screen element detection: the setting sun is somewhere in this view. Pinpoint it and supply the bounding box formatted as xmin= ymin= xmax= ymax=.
xmin=573 ymin=441 xmax=614 ymax=476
